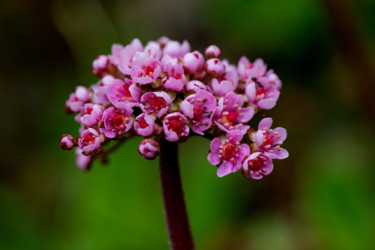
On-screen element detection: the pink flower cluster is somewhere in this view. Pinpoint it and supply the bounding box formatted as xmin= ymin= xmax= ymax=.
xmin=60 ymin=37 xmax=288 ymax=179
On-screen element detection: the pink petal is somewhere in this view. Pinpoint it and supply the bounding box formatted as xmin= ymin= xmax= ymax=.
xmin=217 ymin=161 xmax=233 ymax=177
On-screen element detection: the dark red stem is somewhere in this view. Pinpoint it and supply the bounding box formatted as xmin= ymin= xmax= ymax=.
xmin=159 ymin=138 xmax=195 ymax=250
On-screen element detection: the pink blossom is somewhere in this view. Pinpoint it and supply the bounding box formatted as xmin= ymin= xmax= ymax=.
xmin=253 ymin=118 xmax=288 ymax=159
xmin=242 ymin=152 xmax=273 ymax=179
xmin=92 ymin=55 xmax=109 ymax=78
xmin=75 ymin=148 xmax=92 ymax=170
xmin=205 ymin=58 xmax=225 ymax=77
xmin=80 ymin=103 xmax=104 ymax=127
xmin=182 ymin=51 xmax=204 ymax=74
xmin=117 ymin=38 xmax=143 ymax=75
xmin=180 ymin=90 xmax=216 ymax=135
xmin=138 ymin=138 xmax=159 ymax=160
xmin=131 ymin=52 xmax=162 ymax=84
xmin=60 ymin=134 xmax=75 ymax=150
xmin=205 ymin=45 xmax=221 ymax=58
xmin=100 ymin=107 xmax=133 ymax=138
xmin=140 ymin=91 xmax=172 ymax=118
xmin=245 ymin=80 xmax=280 ymax=110
xmin=78 ymin=128 xmax=101 ymax=152
xmin=213 ymin=92 xmax=254 ymax=134
xmin=238 ymin=57 xmax=267 ymax=81
xmin=163 ymin=113 xmax=189 ymax=142
xmin=207 ymin=130 xmax=250 ymax=177
xmin=210 ymin=60 xmax=238 ymax=96
xmin=163 ymin=40 xmax=190 ymax=58
xmin=134 ymin=113 xmax=155 ymax=137
xmin=65 ymin=86 xmax=90 ymax=112
xmin=106 ymin=78 xmax=141 ymax=112
xmin=186 ymin=80 xmax=210 ymax=93
xmin=91 ymin=75 xmax=113 ymax=106
xmin=144 ymin=41 xmax=162 ymax=60
xmin=162 ymin=63 xmax=186 ymax=91
xmin=109 ymin=44 xmax=124 ymax=66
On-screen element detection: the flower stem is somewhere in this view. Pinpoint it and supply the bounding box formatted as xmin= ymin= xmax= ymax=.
xmin=159 ymin=138 xmax=195 ymax=250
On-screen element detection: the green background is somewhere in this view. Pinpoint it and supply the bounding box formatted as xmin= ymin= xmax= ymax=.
xmin=1 ymin=0 xmax=375 ymax=249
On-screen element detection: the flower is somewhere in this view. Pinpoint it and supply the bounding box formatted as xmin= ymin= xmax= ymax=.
xmin=163 ymin=113 xmax=189 ymax=142
xmin=253 ymin=118 xmax=288 ymax=159
xmin=208 ymin=130 xmax=250 ymax=177
xmin=180 ymin=90 xmax=216 ymax=135
xmin=134 ymin=113 xmax=155 ymax=137
xmin=77 ymin=128 xmax=101 ymax=152
xmin=140 ymin=91 xmax=172 ymax=118
xmin=242 ymin=152 xmax=273 ymax=179
xmin=60 ymin=134 xmax=75 ymax=150
xmin=138 ymin=138 xmax=159 ymax=159
xmin=213 ymin=92 xmax=254 ymax=134
xmin=75 ymin=148 xmax=92 ymax=170
xmin=182 ymin=51 xmax=204 ymax=74
xmin=80 ymin=103 xmax=104 ymax=127
xmin=106 ymin=78 xmax=141 ymax=112
xmin=205 ymin=45 xmax=221 ymax=59
xmin=245 ymin=80 xmax=280 ymax=110
xmin=238 ymin=57 xmax=267 ymax=81
xmin=65 ymin=86 xmax=90 ymax=113
xmin=100 ymin=107 xmax=133 ymax=138
xmin=131 ymin=51 xmax=162 ymax=84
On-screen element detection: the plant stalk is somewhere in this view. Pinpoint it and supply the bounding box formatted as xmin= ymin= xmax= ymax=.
xmin=159 ymin=138 xmax=194 ymax=250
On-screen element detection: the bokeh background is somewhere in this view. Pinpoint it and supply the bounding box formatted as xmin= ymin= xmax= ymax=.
xmin=1 ymin=0 xmax=375 ymax=249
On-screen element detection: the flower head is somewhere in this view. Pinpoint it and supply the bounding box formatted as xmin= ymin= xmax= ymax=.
xmin=60 ymin=37 xmax=288 ymax=180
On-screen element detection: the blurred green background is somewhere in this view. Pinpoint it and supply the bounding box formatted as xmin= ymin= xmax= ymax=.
xmin=1 ymin=0 xmax=375 ymax=249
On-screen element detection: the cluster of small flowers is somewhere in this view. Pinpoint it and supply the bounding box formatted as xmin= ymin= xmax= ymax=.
xmin=60 ymin=37 xmax=288 ymax=179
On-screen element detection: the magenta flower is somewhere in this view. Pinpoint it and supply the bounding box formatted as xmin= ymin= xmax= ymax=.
xmin=182 ymin=51 xmax=204 ymax=74
xmin=186 ymin=80 xmax=211 ymax=93
xmin=91 ymin=75 xmax=113 ymax=106
xmin=140 ymin=91 xmax=172 ymax=118
xmin=75 ymin=148 xmax=92 ymax=170
xmin=92 ymin=54 xmax=109 ymax=78
xmin=65 ymin=86 xmax=90 ymax=112
xmin=134 ymin=113 xmax=155 ymax=137
xmin=109 ymin=44 xmax=124 ymax=66
xmin=180 ymin=90 xmax=216 ymax=135
xmin=205 ymin=58 xmax=225 ymax=77
xmin=245 ymin=81 xmax=280 ymax=110
xmin=106 ymin=78 xmax=141 ymax=112
xmin=117 ymin=38 xmax=143 ymax=75
xmin=138 ymin=138 xmax=159 ymax=160
xmin=205 ymin=45 xmax=221 ymax=59
xmin=163 ymin=39 xmax=190 ymax=58
xmin=60 ymin=134 xmax=75 ymax=150
xmin=163 ymin=113 xmax=189 ymax=142
xmin=207 ymin=130 xmax=250 ymax=177
xmin=131 ymin=52 xmax=162 ymax=84
xmin=214 ymin=92 xmax=254 ymax=134
xmin=238 ymin=57 xmax=267 ymax=81
xmin=254 ymin=118 xmax=288 ymax=159
xmin=80 ymin=103 xmax=104 ymax=127
xmin=144 ymin=41 xmax=162 ymax=60
xmin=100 ymin=107 xmax=133 ymax=138
xmin=210 ymin=61 xmax=238 ymax=97
xmin=242 ymin=152 xmax=273 ymax=179
xmin=77 ymin=128 xmax=101 ymax=152
xmin=162 ymin=63 xmax=186 ymax=92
